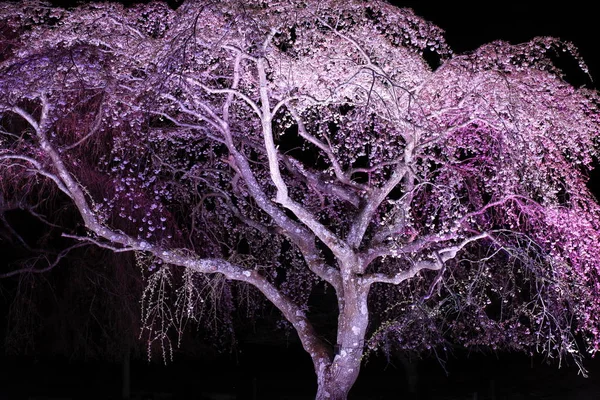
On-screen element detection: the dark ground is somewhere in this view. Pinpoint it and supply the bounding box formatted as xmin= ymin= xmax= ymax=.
xmin=1 ymin=345 xmax=599 ymax=400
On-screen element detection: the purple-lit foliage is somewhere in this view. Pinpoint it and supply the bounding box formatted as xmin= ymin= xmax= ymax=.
xmin=1 ymin=0 xmax=600 ymax=398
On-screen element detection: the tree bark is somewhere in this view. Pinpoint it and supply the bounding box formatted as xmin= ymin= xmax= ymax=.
xmin=315 ymin=354 xmax=363 ymax=400
xmin=314 ymin=277 xmax=369 ymax=399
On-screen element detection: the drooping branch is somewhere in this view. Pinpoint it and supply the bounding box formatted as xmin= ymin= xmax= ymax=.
xmin=0 ymin=242 xmax=88 ymax=278
xmin=5 ymin=81 xmax=341 ymax=363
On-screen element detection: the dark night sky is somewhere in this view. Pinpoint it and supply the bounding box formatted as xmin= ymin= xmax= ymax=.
xmin=396 ymin=1 xmax=599 ymax=86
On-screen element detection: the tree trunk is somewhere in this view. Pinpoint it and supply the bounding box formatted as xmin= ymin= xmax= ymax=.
xmin=315 ymin=352 xmax=363 ymax=399
xmin=313 ymin=278 xmax=369 ymax=399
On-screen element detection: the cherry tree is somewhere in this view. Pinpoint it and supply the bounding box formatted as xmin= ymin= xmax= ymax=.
xmin=2 ymin=0 xmax=600 ymax=398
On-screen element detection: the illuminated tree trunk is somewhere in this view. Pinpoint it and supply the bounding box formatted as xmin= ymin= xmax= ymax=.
xmin=316 ymin=366 xmax=360 ymax=400
xmin=315 ymin=277 xmax=369 ymax=399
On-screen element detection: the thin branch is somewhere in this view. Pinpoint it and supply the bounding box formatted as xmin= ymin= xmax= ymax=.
xmin=11 ymin=106 xmax=40 ymax=132
xmin=363 ymin=231 xmax=458 ymax=265
xmin=347 ymin=164 xmax=409 ymax=251
xmin=286 ymin=105 xmax=368 ymax=192
xmin=63 ymin=97 xmax=105 ymax=151
xmin=185 ymin=76 xmax=263 ymax=119
xmin=283 ymin=155 xmax=360 ymax=207
xmin=62 ymin=234 xmax=139 ymax=253
xmin=160 ymin=93 xmax=227 ymax=133
xmin=271 ymin=93 xmax=328 ymax=116
xmin=221 ymin=44 xmax=258 ymax=62
xmin=0 ymin=242 xmax=88 ymax=278
xmin=0 ymin=154 xmax=70 ymax=195
xmin=208 ymin=49 xmax=344 ymax=288
xmin=364 ymin=232 xmax=489 ymax=286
